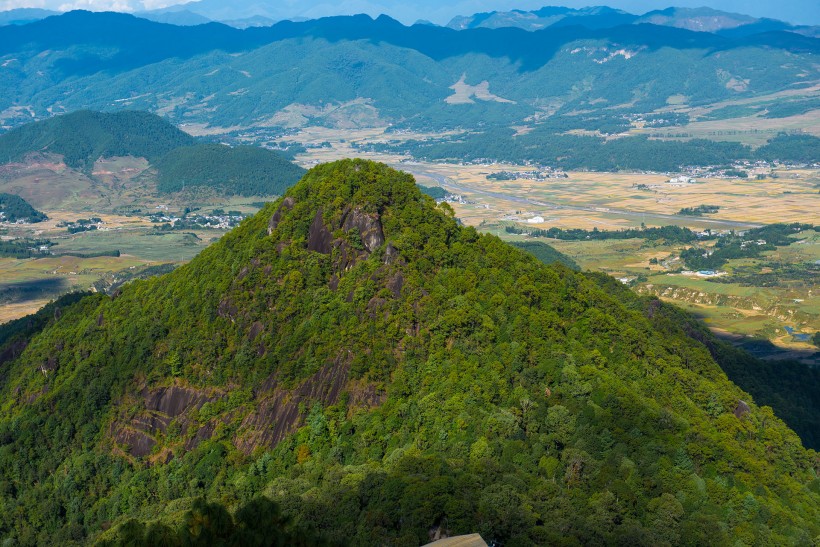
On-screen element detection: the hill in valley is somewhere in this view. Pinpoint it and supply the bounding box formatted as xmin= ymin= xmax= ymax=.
xmin=0 ymin=110 xmax=195 ymax=170
xmin=154 ymin=143 xmax=306 ymax=196
xmin=0 ymin=192 xmax=46 ymax=222
xmin=0 ymin=111 xmax=305 ymax=209
xmin=0 ymin=160 xmax=817 ymax=544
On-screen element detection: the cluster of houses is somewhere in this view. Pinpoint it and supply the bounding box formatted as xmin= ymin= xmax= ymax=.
xmin=27 ymin=243 xmax=52 ymax=254
xmin=487 ymin=168 xmax=569 ymax=182
xmin=57 ymin=217 xmax=104 ymax=234
xmin=147 ymin=210 xmax=246 ymax=230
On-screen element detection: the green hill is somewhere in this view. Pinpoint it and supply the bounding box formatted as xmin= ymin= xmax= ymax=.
xmin=154 ymin=143 xmax=306 ymax=196
xmin=0 ymin=192 xmax=47 ymax=222
xmin=0 ymin=160 xmax=817 ymax=545
xmin=0 ymin=112 xmax=306 ymax=198
xmin=510 ymin=240 xmax=580 ymax=270
xmin=0 ymin=110 xmax=195 ymax=170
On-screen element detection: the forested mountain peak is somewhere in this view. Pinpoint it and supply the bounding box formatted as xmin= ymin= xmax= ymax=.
xmin=0 ymin=160 xmax=818 ymax=544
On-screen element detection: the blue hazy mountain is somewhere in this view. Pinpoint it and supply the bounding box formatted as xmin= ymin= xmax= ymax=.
xmin=0 ymin=10 xmax=817 ymax=134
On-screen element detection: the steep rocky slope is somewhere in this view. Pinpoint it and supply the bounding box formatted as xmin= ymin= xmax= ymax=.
xmin=0 ymin=160 xmax=817 ymax=545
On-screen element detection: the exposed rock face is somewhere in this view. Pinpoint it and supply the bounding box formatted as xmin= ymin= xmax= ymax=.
xmin=308 ymin=208 xmax=334 ymax=254
xmin=234 ymin=354 xmax=385 ymax=454
xmin=0 ymin=339 xmax=27 ymax=367
xmin=144 ymin=385 xmax=216 ymax=418
xmin=235 ymin=356 xmax=351 ymax=454
xmin=734 ymin=400 xmax=751 ymax=419
xmin=341 ymin=207 xmax=384 ymax=252
xmin=386 ymin=271 xmax=404 ymax=298
xmin=248 ymin=321 xmax=264 ymax=341
xmin=383 ymin=242 xmax=400 ymax=265
xmin=111 ymin=385 xmax=224 ymax=458
xmin=304 ymin=206 xmax=386 ymax=272
xmin=267 ymin=196 xmax=294 ymax=235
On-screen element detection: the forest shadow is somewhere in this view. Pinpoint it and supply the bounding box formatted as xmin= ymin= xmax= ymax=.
xmin=0 ymin=277 xmax=68 ymax=305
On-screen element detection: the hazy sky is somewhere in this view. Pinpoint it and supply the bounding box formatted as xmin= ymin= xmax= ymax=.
xmin=1 ymin=0 xmax=818 ymax=26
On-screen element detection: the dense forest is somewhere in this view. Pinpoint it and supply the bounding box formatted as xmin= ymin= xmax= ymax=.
xmin=0 ymin=161 xmax=817 ymax=545
xmin=0 ymin=193 xmax=47 ymax=223
xmin=0 ymin=110 xmax=195 ymax=170
xmin=154 ymin=144 xmax=306 ymax=196
xmin=509 ymin=241 xmax=580 ymax=270
xmin=417 ymin=184 xmax=448 ymax=200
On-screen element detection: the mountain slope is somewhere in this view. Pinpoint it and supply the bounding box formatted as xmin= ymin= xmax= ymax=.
xmin=154 ymin=143 xmax=307 ymax=196
xmin=0 ymin=110 xmax=195 ymax=170
xmin=0 ymin=111 xmax=305 ymax=198
xmin=1 ymin=11 xmax=818 ymax=133
xmin=0 ymin=160 xmax=817 ymax=545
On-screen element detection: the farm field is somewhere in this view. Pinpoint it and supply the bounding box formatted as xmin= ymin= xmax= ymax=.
xmin=544 ymin=232 xmax=820 ymax=360
xmin=292 ymin=126 xmax=820 ymax=231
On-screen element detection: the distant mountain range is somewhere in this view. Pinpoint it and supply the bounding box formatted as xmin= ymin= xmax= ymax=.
xmin=1 ymin=4 xmax=818 ymax=36
xmin=0 ymin=9 xmax=817 ymax=136
xmin=446 ymin=6 xmax=820 ymax=37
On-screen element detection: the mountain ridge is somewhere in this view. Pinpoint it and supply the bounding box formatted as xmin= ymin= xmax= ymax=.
xmin=1 ymin=10 xmax=818 ymax=135
xmin=0 ymin=159 xmax=817 ymax=544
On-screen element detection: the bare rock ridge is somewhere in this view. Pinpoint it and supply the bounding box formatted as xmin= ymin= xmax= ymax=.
xmin=112 ymin=385 xmax=225 ymax=458
xmin=341 ymin=206 xmax=385 ymax=252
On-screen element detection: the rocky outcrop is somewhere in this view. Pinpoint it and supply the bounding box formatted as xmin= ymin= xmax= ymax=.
xmin=111 ymin=384 xmax=225 ymax=458
xmin=234 ymin=353 xmax=385 ymax=454
xmin=308 ymin=208 xmax=334 ymax=254
xmin=267 ymin=196 xmax=294 ymax=234
xmin=144 ymin=385 xmax=217 ymax=418
xmin=341 ymin=207 xmax=384 ymax=252
xmin=305 ymin=206 xmax=386 ymax=272
xmin=235 ymin=356 xmax=350 ymax=454
xmin=734 ymin=400 xmax=751 ymax=419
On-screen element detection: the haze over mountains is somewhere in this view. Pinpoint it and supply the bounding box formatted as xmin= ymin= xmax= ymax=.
xmin=0 ymin=8 xmax=818 ymax=140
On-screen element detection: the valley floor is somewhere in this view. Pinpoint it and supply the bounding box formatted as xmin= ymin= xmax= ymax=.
xmin=289 ymin=127 xmax=819 ymax=359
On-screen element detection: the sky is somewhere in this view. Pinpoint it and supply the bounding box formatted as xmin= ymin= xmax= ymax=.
xmin=1 ymin=0 xmax=818 ymax=26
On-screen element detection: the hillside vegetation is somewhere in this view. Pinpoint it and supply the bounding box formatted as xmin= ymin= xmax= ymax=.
xmin=154 ymin=143 xmax=306 ymax=196
xmin=0 ymin=12 xmax=817 ymax=136
xmin=0 ymin=112 xmax=305 ymax=197
xmin=375 ymin=131 xmax=820 ymax=171
xmin=0 ymin=160 xmax=817 ymax=545
xmin=510 ymin=240 xmax=580 ymax=270
xmin=0 ymin=193 xmax=46 ymax=222
xmin=0 ymin=110 xmax=195 ymax=170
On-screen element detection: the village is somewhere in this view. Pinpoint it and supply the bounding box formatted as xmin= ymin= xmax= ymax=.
xmin=146 ymin=208 xmax=248 ymax=230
